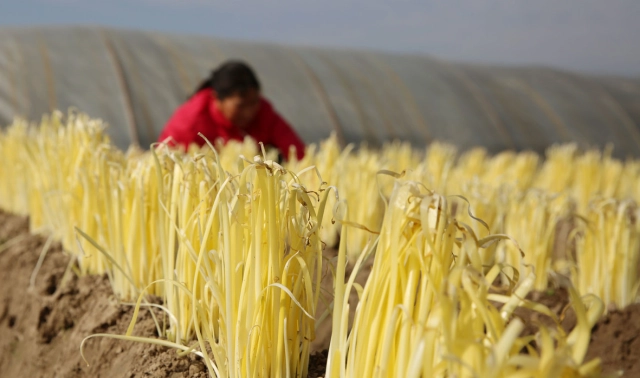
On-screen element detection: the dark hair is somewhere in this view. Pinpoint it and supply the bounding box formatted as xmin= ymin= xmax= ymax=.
xmin=192 ymin=60 xmax=261 ymax=99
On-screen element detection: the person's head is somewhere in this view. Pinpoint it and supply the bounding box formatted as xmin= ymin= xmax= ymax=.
xmin=194 ymin=60 xmax=262 ymax=128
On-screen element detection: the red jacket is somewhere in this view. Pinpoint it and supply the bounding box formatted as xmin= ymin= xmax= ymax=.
xmin=158 ymin=89 xmax=305 ymax=160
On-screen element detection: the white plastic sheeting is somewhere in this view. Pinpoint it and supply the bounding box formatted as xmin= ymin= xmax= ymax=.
xmin=1 ymin=26 xmax=640 ymax=155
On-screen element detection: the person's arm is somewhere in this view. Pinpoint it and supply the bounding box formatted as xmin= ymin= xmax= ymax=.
xmin=270 ymin=110 xmax=306 ymax=160
xmin=158 ymin=97 xmax=208 ymax=150
xmin=157 ymin=121 xmax=200 ymax=150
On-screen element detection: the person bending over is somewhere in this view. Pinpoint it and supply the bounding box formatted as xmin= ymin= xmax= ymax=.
xmin=158 ymin=60 xmax=305 ymax=160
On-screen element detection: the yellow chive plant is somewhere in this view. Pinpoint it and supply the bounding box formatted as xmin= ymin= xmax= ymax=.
xmin=572 ymin=198 xmax=640 ymax=308
xmin=497 ymin=189 xmax=572 ymax=291
xmin=121 ymin=152 xmax=331 ymax=377
xmin=327 ymin=179 xmax=604 ymax=378
xmin=4 ymin=111 xmax=640 ymax=376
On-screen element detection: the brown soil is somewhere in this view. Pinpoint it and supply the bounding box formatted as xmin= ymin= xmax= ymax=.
xmin=307 ymin=350 xmax=328 ymax=378
xmin=2 ymin=208 xmax=640 ymax=377
xmin=310 ymin=246 xmax=372 ymax=354
xmin=586 ymin=304 xmax=640 ymax=377
xmin=502 ymin=280 xmax=640 ymax=377
xmin=515 ymin=288 xmax=576 ymax=338
xmin=0 ymin=210 xmax=207 ymax=378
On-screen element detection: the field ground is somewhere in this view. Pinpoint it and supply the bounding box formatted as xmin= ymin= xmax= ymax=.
xmin=0 ymin=210 xmax=639 ymax=377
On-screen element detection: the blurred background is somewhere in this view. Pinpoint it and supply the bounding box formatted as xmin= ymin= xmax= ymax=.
xmin=1 ymin=0 xmax=639 ymax=155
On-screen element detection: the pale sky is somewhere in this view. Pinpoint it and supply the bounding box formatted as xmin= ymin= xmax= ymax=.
xmin=1 ymin=0 xmax=639 ymax=76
